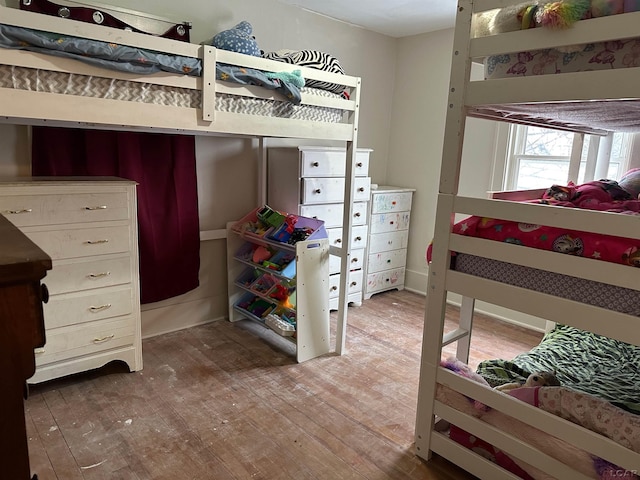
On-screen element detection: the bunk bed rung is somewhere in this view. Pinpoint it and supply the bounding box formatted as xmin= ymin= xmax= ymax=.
xmin=447 ymin=270 xmax=640 ymax=346
xmin=0 ymin=48 xmax=199 ymax=89
xmin=467 ymin=69 xmax=640 ymax=106
xmin=434 ymin=402 xmax=592 ymax=480
xmin=453 ymin=195 xmax=640 ymax=240
xmin=429 ymin=432 xmax=521 ymax=480
xmin=442 ymin=327 xmax=469 ymax=346
xmin=449 ymin=235 xmax=640 ymax=292
xmin=470 ymin=11 xmax=640 ymax=57
xmin=0 ymin=4 xmax=199 ymax=57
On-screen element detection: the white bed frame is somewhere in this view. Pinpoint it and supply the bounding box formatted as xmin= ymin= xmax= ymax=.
xmin=415 ymin=1 xmax=640 ymax=478
xmin=0 ymin=5 xmax=362 ymax=354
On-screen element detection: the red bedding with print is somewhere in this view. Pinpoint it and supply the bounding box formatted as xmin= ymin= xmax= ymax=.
xmin=427 ymin=180 xmax=640 ymax=267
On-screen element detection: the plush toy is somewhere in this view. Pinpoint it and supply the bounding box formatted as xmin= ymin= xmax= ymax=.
xmin=473 ymin=3 xmax=535 ymax=36
xmin=264 ymin=69 xmax=305 ymax=89
xmin=536 ymin=0 xmax=591 ymax=28
xmin=212 ymin=21 xmax=262 ymax=57
xmin=473 ymin=0 xmax=592 ymax=37
xmin=495 ymin=370 xmax=561 ymax=392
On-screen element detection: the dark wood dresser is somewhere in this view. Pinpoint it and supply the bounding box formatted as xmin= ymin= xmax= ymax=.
xmin=0 ymin=214 xmax=52 ymax=480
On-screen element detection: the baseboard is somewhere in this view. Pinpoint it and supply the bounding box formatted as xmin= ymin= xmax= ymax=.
xmin=141 ymin=296 xmax=227 ymax=339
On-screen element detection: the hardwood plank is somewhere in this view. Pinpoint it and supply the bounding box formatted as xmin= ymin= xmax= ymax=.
xmin=27 ymin=290 xmax=542 ymax=479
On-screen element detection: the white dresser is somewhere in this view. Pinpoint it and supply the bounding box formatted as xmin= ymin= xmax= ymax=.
xmin=364 ymin=186 xmax=415 ymax=300
xmin=0 ymin=177 xmax=142 ymax=383
xmin=266 ymin=146 xmax=372 ymax=310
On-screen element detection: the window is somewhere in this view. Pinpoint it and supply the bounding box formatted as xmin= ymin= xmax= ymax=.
xmin=497 ymin=125 xmax=637 ymax=191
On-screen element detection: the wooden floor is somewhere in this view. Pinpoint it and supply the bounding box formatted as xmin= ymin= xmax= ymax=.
xmin=25 ymin=290 xmax=543 ymax=480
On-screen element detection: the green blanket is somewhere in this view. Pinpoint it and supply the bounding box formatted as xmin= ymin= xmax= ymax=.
xmin=477 ymin=324 xmax=640 ymax=414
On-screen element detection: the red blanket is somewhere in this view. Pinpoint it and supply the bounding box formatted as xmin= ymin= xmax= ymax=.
xmin=428 ymin=180 xmax=640 ymax=268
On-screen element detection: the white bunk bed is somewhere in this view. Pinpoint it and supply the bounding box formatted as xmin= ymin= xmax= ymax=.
xmin=415 ymin=1 xmax=640 ymax=479
xmin=0 ymin=4 xmax=362 ymax=354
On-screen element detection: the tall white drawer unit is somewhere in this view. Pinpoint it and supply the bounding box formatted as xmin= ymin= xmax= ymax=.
xmin=0 ymin=177 xmax=142 ymax=383
xmin=266 ymin=146 xmax=372 ymax=310
xmin=364 ymin=186 xmax=415 ymax=300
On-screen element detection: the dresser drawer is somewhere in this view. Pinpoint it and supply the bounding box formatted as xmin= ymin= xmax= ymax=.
xmin=371 ymin=192 xmax=413 ymax=214
xmin=26 ymin=225 xmax=131 ymax=260
xmin=34 ymin=316 xmax=136 ymax=366
xmin=327 ymin=225 xmax=368 ymax=250
xmin=44 ymin=286 xmax=134 ymax=329
xmin=0 ymin=192 xmax=130 ymax=227
xmin=301 ymin=177 xmax=371 ymax=204
xmin=300 ymin=149 xmax=370 ymax=177
xmin=366 ymin=267 xmax=406 ymax=295
xmin=46 ymin=256 xmax=132 ymax=295
xmin=328 ymin=269 xmax=364 ymax=299
xmin=367 ymin=249 xmax=408 ymax=274
xmin=330 ymin=248 xmax=364 ymax=275
xmin=300 ymin=202 xmax=367 ymax=228
xmin=369 ymin=212 xmax=411 ymax=234
xmin=368 ymin=231 xmax=409 ymax=254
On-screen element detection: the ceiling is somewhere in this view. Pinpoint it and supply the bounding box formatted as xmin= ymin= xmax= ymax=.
xmin=276 ymin=0 xmax=458 ymax=38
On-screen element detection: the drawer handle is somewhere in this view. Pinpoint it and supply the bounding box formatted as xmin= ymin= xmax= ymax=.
xmin=86 ymin=239 xmax=109 ymax=245
xmin=388 ymin=241 xmax=393 ymax=245
xmin=387 ymin=259 xmax=392 ymax=263
xmin=351 ymin=258 xmax=358 ymax=263
xmin=350 ymin=281 xmax=358 ymax=287
xmin=89 ymin=303 xmax=112 ymax=313
xmin=4 ymin=208 xmax=32 ymax=214
xmin=334 ymin=238 xmax=342 ymax=244
xmin=354 ymin=212 xmax=361 ymax=217
xmin=93 ymin=334 xmax=115 ymax=344
xmin=358 ymin=187 xmax=365 ymax=192
xmin=390 ymin=221 xmax=395 ymax=225
xmin=314 ymin=189 xmax=322 ymax=194
xmin=312 ymin=162 xmax=320 ymax=167
xmin=356 ymin=162 xmax=363 ymax=167
xmin=34 ymin=347 xmax=46 ymax=354
xmin=85 ymin=205 xmax=108 ymax=211
xmin=355 ymin=236 xmax=362 ymax=241
xmin=330 ymin=286 xmax=338 ymax=291
xmin=88 ymin=272 xmax=111 ymax=279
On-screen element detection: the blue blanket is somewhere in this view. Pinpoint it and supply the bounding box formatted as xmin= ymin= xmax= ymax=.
xmin=0 ymin=23 xmax=302 ymax=104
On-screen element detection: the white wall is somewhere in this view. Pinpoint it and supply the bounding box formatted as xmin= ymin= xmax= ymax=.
xmin=388 ymin=29 xmax=546 ymax=331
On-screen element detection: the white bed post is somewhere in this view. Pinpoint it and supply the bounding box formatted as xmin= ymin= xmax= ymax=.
xmin=456 ymin=296 xmax=475 ymax=363
xmin=415 ymin=0 xmax=474 ymax=460
xmin=335 ymin=78 xmax=362 ymax=355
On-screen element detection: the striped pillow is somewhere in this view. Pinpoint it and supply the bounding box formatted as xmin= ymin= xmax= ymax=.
xmin=262 ymin=49 xmax=345 ymax=94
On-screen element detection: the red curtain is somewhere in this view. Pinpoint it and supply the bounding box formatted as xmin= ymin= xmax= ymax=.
xmin=31 ymin=127 xmax=200 ymax=304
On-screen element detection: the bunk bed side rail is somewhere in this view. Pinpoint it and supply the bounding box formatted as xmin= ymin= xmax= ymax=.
xmin=0 ymin=5 xmax=199 ymax=58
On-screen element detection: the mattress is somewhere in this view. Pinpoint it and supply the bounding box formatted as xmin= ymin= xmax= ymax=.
xmin=484 ymin=37 xmax=640 ymax=79
xmin=454 ymin=253 xmax=640 ymax=316
xmin=0 ymin=64 xmax=345 ymax=123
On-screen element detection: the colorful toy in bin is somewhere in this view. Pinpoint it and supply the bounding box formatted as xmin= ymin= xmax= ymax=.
xmin=257 ymin=205 xmax=286 ymax=228
xmin=268 ymin=214 xmax=298 ymax=243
